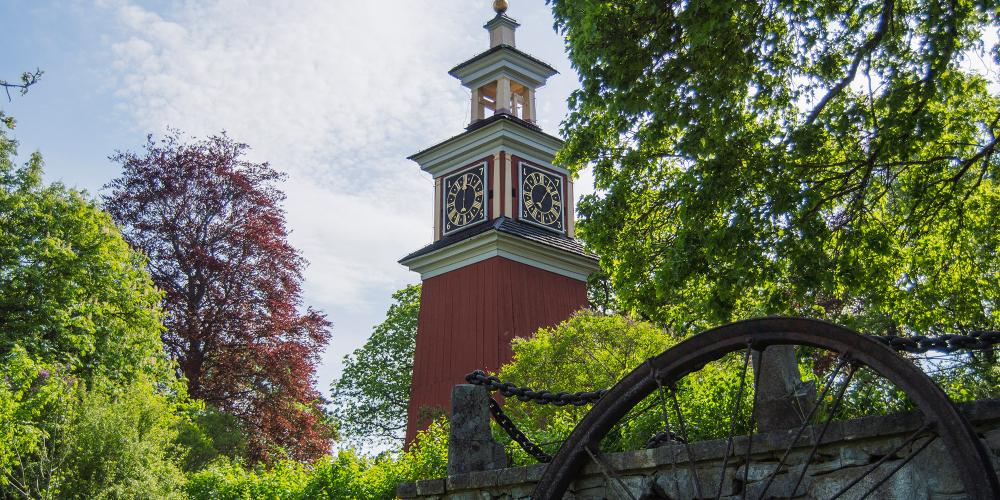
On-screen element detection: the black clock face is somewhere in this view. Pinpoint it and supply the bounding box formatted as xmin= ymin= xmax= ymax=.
xmin=443 ymin=165 xmax=487 ymax=233
xmin=520 ymin=164 xmax=564 ymax=231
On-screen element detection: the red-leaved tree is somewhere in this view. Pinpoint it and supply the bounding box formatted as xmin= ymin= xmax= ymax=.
xmin=104 ymin=131 xmax=333 ymax=462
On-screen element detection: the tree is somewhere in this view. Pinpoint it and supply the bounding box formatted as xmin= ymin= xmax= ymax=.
xmin=1 ymin=69 xmax=42 ymax=102
xmin=0 ymin=116 xmax=186 ymax=497
xmin=0 ymin=119 xmax=166 ymax=386
xmin=494 ymin=312 xmax=763 ymax=463
xmin=104 ymin=131 xmax=333 ymax=463
xmin=1 ymin=349 xmax=189 ymax=499
xmin=551 ymin=0 xmax=1000 ymax=335
xmin=331 ymin=285 xmax=420 ymax=446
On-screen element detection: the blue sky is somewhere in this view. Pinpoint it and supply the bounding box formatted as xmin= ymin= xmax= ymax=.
xmin=1 ymin=0 xmax=593 ymax=393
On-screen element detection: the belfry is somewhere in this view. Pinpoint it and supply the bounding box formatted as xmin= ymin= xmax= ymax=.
xmin=399 ymin=1 xmax=600 ymax=442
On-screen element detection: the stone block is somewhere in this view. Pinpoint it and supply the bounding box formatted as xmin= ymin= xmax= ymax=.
xmin=448 ymin=469 xmax=500 ymax=491
xmin=448 ymin=385 xmax=508 ymax=475
xmin=754 ymin=346 xmax=816 ymax=432
xmin=396 ymin=481 xmax=418 ymax=498
xmin=415 ymin=479 xmax=446 ymax=496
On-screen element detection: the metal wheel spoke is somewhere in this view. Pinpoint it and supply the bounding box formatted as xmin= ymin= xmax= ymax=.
xmin=790 ymin=363 xmax=857 ymax=497
xmin=670 ymin=385 xmax=705 ymax=499
xmin=757 ymin=357 xmax=849 ymax=497
xmin=585 ymin=445 xmax=637 ymax=500
xmin=740 ymin=347 xmax=764 ymax=500
xmin=830 ymin=423 xmax=935 ymax=499
xmin=716 ymin=346 xmax=753 ymax=500
xmin=857 ymin=434 xmax=937 ymax=500
xmin=651 ymin=363 xmax=680 ymax=478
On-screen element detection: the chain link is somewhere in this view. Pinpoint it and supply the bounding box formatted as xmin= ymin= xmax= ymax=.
xmin=866 ymin=331 xmax=1000 ymax=354
xmin=645 ymin=430 xmax=687 ymax=449
xmin=465 ymin=370 xmax=607 ymax=406
xmin=488 ymin=397 xmax=552 ymax=463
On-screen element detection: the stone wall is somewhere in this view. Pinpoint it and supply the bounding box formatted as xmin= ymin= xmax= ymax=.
xmin=397 ymin=399 xmax=1000 ymax=499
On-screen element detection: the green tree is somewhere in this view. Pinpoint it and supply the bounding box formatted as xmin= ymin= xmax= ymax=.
xmin=494 ymin=312 xmax=761 ymax=463
xmin=552 ymin=0 xmax=1000 ymax=335
xmin=331 ymin=285 xmax=421 ymax=446
xmin=0 ymin=115 xmax=185 ymax=497
xmin=0 ymin=349 xmax=187 ymax=499
xmin=0 ymin=127 xmax=167 ymax=385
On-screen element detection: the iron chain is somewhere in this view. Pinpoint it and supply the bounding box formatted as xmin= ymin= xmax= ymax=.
xmin=866 ymin=331 xmax=1000 ymax=354
xmin=644 ymin=430 xmax=687 ymax=449
xmin=488 ymin=397 xmax=552 ymax=463
xmin=465 ymin=370 xmax=607 ymax=406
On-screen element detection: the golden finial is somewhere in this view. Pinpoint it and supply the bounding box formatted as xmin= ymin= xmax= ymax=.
xmin=493 ymin=0 xmax=509 ymax=15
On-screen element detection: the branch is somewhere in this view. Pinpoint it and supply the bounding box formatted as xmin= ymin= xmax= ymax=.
xmin=1 ymin=69 xmax=43 ymax=102
xmin=804 ymin=0 xmax=894 ymax=126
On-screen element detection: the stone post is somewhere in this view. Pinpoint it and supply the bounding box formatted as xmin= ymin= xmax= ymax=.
xmin=752 ymin=346 xmax=817 ymax=432
xmin=448 ymin=384 xmax=508 ymax=476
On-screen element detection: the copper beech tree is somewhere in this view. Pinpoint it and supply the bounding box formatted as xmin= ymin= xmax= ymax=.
xmin=104 ymin=132 xmax=333 ymax=462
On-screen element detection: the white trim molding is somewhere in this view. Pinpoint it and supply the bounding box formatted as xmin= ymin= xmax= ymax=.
xmin=400 ymin=231 xmax=601 ymax=282
xmin=409 ymin=118 xmax=566 ymax=178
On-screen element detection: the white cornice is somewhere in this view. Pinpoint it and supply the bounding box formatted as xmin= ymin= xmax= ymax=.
xmin=400 ymin=231 xmax=601 ymax=282
xmin=450 ymin=46 xmax=557 ymax=89
xmin=409 ymin=119 xmax=567 ymax=178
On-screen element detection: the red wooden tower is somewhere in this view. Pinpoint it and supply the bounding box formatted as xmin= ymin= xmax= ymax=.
xmin=400 ymin=3 xmax=600 ymax=442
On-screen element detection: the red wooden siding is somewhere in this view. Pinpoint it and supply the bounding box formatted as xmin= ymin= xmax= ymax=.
xmin=404 ymin=256 xmax=588 ymax=443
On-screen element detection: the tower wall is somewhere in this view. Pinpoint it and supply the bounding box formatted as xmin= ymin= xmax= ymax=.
xmin=405 ymin=256 xmax=588 ymax=444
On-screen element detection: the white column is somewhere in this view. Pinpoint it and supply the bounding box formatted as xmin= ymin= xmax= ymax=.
xmin=504 ymin=154 xmax=513 ymax=218
xmin=471 ymin=87 xmax=484 ymax=122
xmin=530 ymin=88 xmax=538 ymax=123
xmin=434 ymin=178 xmax=443 ymax=241
xmin=566 ymin=179 xmax=575 ymax=237
xmin=492 ymin=152 xmax=501 ymax=219
xmin=525 ymin=88 xmax=535 ymax=123
xmin=497 ymin=78 xmax=512 ymax=114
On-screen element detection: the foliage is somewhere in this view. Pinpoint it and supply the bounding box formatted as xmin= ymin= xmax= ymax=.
xmin=53 ymin=377 xmax=187 ymax=499
xmin=1 ymin=348 xmax=187 ymax=499
xmin=0 ymin=348 xmax=72 ymax=497
xmin=551 ymin=0 xmax=1000 ymax=335
xmin=0 ymin=69 xmax=42 ymax=102
xmin=0 ymin=129 xmax=167 ymax=386
xmin=496 ymin=312 xmax=686 ymax=461
xmin=186 ymin=419 xmax=449 ymax=500
xmin=586 ymin=271 xmax=619 ymax=314
xmin=496 ymin=313 xmax=753 ymax=460
xmin=174 ymin=403 xmax=249 ymax=473
xmin=104 ymin=131 xmax=334 ymax=463
xmin=332 ymin=284 xmax=421 ymax=446
xmin=0 ymin=110 xmax=188 ymax=497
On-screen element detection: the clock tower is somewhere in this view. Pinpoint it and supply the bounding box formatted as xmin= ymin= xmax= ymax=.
xmin=400 ymin=1 xmax=600 ymax=442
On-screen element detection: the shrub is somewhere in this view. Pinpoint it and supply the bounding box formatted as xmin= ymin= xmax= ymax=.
xmin=186 ymin=419 xmax=449 ymax=500
xmin=1 ymin=348 xmax=187 ymax=498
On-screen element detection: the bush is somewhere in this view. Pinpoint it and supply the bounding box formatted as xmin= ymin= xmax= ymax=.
xmin=186 ymin=418 xmax=449 ymax=500
xmin=55 ymin=378 xmax=187 ymax=499
xmin=175 ymin=403 xmax=249 ymax=473
xmin=1 ymin=348 xmax=187 ymax=498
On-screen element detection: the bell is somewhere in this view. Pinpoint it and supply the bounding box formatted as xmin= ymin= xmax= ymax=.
xmin=493 ymin=0 xmax=509 ymax=15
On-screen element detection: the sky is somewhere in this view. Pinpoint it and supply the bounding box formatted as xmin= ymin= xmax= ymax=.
xmin=1 ymin=0 xmax=593 ymax=393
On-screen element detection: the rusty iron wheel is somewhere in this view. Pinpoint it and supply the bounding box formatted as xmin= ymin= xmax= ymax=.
xmin=531 ymin=317 xmax=1000 ymax=499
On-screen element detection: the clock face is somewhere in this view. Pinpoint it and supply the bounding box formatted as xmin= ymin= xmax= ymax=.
xmin=443 ymin=164 xmax=487 ymax=234
xmin=520 ymin=164 xmax=564 ymax=232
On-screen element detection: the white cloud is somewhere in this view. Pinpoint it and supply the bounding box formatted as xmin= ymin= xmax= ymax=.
xmin=99 ymin=0 xmax=586 ymax=388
